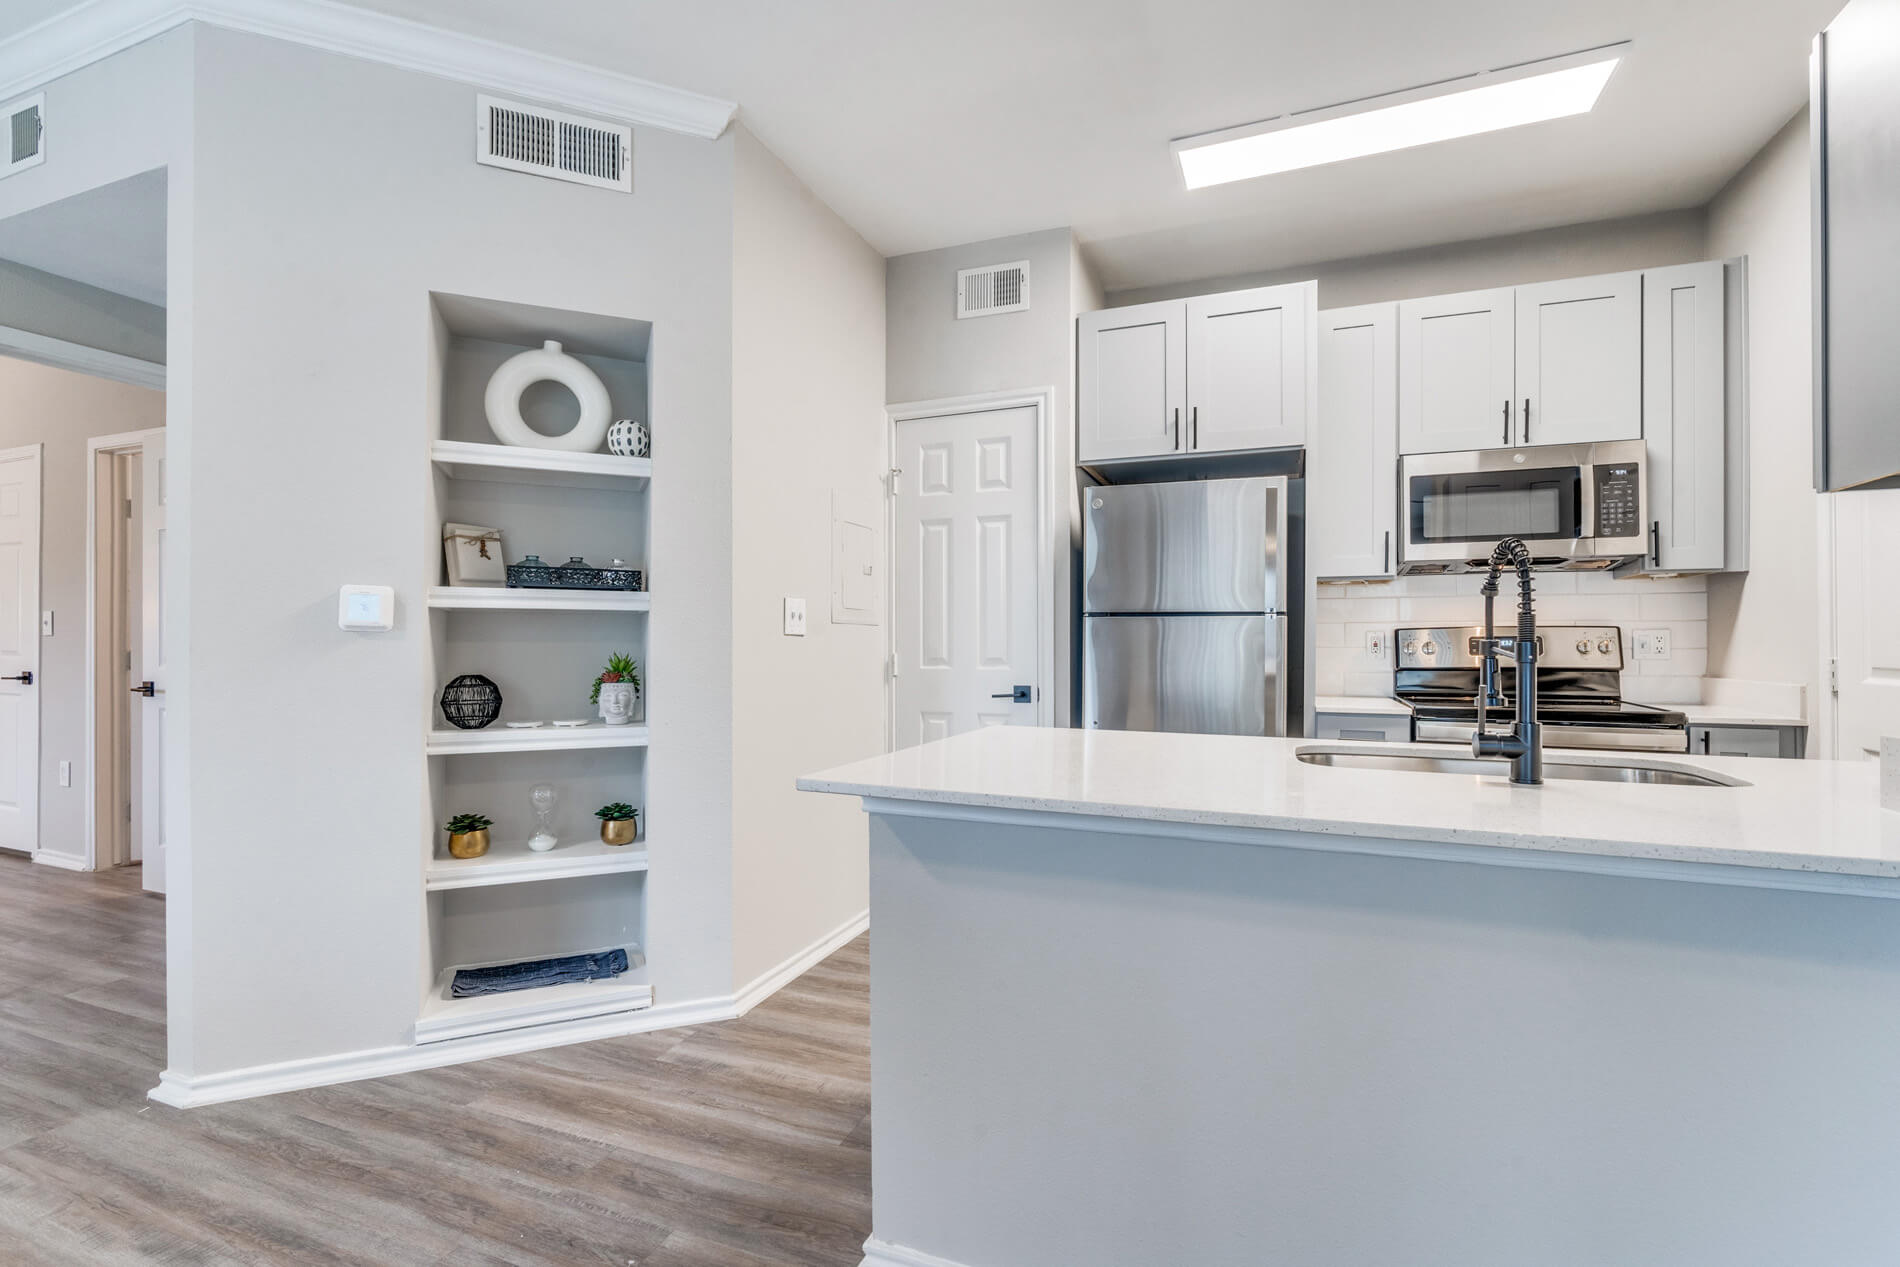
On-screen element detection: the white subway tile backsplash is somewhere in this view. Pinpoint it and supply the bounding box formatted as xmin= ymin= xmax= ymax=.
xmin=1315 ymin=574 xmax=1708 ymax=698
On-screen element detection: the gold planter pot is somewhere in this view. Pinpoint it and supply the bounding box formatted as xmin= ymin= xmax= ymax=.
xmin=599 ymin=817 xmax=637 ymax=847
xmin=447 ymin=828 xmax=490 ymax=859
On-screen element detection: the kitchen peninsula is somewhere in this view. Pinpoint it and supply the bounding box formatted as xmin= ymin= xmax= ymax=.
xmin=801 ymin=727 xmax=1900 ymax=1267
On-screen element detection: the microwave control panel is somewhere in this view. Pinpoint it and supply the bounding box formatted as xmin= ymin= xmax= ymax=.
xmin=1592 ymin=463 xmax=1641 ymax=538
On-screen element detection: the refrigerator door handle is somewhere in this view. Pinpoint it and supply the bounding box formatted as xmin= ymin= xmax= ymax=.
xmin=1271 ymin=611 xmax=1290 ymax=738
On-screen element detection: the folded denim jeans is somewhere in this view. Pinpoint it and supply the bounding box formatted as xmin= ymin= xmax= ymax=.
xmin=450 ymin=947 xmax=630 ymax=998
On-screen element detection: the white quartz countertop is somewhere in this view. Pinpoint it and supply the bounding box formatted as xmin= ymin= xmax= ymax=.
xmin=799 ymin=727 xmax=1899 ymax=889
xmin=1677 ymin=703 xmax=1808 ymax=728
xmin=1314 ymin=694 xmax=1410 ymax=717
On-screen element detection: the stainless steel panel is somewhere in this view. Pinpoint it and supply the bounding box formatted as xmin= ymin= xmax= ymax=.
xmin=1084 ymin=614 xmax=1281 ymax=736
xmin=1083 ymin=477 xmax=1284 ymax=614
xmin=1412 ymin=719 xmax=1689 ymax=753
xmin=1395 ymin=625 xmax=1626 ymax=670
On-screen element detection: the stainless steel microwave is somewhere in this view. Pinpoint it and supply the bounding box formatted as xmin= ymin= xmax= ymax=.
xmin=1398 ymin=440 xmax=1648 ymax=574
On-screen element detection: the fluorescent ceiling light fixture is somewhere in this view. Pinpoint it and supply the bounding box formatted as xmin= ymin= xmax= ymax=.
xmin=1174 ymin=44 xmax=1627 ymax=189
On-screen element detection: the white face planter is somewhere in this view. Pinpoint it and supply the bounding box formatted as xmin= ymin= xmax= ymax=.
xmin=598 ymin=681 xmax=637 ymax=727
xmin=484 ymin=340 xmax=613 ymax=452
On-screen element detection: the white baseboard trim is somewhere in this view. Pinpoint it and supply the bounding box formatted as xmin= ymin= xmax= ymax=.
xmin=149 ymin=909 xmax=870 ymax=1108
xmin=861 ymin=1237 xmax=973 ymax=1267
xmin=31 ymin=850 xmax=89 ymax=872
xmin=732 ymin=907 xmax=869 ymax=1017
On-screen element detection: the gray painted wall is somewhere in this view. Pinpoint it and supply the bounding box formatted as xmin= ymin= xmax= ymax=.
xmin=1107 ymin=208 xmax=1710 ymax=309
xmin=1704 ymin=110 xmax=1822 ymax=729
xmin=729 ymin=125 xmax=884 ymax=986
xmin=0 ymin=258 xmax=167 ymax=364
xmin=868 ymin=808 xmax=1900 ymax=1266
xmin=0 ymin=355 xmax=163 ymax=865
xmin=886 ymin=227 xmax=1091 ymax=724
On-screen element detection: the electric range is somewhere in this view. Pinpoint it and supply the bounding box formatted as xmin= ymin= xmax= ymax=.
xmin=1393 ymin=625 xmax=1689 ymax=754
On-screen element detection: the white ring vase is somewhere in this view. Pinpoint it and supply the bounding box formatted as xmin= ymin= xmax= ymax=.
xmin=484 ymin=340 xmax=612 ymax=452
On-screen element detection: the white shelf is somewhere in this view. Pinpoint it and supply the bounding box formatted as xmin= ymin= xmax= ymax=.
xmin=431 ymin=440 xmax=651 ymax=491
xmin=427 ymin=723 xmax=649 ymax=755
xmin=426 ymin=836 xmax=649 ymax=891
xmin=428 ymin=586 xmax=649 ymax=613
xmin=415 ymin=949 xmax=652 ymax=1044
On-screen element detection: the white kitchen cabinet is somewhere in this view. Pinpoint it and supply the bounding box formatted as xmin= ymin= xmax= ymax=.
xmin=1185 ymin=282 xmax=1315 ymax=453
xmin=1312 ymin=303 xmax=1398 ymax=579
xmin=1637 ymin=261 xmax=1727 ymax=572
xmin=1514 ymin=271 xmax=1642 ymax=447
xmin=1078 ymin=298 xmax=1186 ymax=462
xmin=1397 ymin=287 xmax=1516 ymax=454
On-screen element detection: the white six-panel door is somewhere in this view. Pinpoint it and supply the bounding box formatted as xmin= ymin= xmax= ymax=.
xmin=1832 ymin=488 xmax=1900 ymax=761
xmin=139 ymin=434 xmax=166 ymax=894
xmin=0 ymin=446 xmax=40 ymax=855
xmin=1397 ymin=287 xmax=1515 ymax=454
xmin=893 ymin=405 xmax=1040 ymax=747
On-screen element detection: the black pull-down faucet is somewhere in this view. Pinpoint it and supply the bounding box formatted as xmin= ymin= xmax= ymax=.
xmin=1472 ymin=537 xmax=1542 ymax=785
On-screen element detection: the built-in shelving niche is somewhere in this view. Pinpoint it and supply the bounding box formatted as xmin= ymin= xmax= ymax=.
xmin=420 ymin=291 xmax=654 ymax=1044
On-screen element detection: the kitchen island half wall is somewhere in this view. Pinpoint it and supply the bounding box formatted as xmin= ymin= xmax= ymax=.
xmin=802 ymin=728 xmax=1900 ymax=1267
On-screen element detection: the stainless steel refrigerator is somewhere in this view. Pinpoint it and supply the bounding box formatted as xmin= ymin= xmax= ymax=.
xmin=1082 ymin=475 xmax=1308 ymax=736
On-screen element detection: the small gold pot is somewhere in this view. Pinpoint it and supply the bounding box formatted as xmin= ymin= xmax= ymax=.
xmin=448 ymin=828 xmax=490 ymax=859
xmin=600 ymin=817 xmax=637 ymax=847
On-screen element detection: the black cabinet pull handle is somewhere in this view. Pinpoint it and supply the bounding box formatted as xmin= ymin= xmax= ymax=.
xmin=1701 ymin=730 xmax=1711 ymax=755
xmin=1502 ymin=399 xmax=1510 ymax=446
xmin=1649 ymin=521 xmax=1660 ymax=567
xmin=1383 ymin=530 xmax=1390 ymax=573
xmin=1523 ymin=397 xmax=1530 ymax=444
xmin=1190 ymin=405 xmax=1198 ymax=450
xmin=1172 ymin=406 xmax=1180 ymax=449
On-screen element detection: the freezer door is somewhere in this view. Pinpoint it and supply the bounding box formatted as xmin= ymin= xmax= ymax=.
xmin=1084 ymin=614 xmax=1284 ymax=736
xmin=1083 ymin=477 xmax=1284 ymax=614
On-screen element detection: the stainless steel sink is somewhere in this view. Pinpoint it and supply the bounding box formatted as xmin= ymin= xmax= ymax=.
xmin=1295 ymin=746 xmax=1746 ymax=787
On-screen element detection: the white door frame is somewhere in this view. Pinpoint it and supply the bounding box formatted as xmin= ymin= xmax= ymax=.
xmin=885 ymin=388 xmax=1058 ymax=747
xmin=0 ymin=443 xmax=43 ymax=859
xmin=84 ymin=427 xmax=164 ymax=871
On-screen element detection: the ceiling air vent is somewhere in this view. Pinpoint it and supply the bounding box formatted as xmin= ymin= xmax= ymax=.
xmin=2 ymin=94 xmax=45 ymax=180
xmin=476 ymin=94 xmax=632 ymax=193
xmin=956 ymin=260 xmax=1030 ymax=319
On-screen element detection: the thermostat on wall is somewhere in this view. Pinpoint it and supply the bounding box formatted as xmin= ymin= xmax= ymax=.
xmin=338 ymin=585 xmax=395 ymax=631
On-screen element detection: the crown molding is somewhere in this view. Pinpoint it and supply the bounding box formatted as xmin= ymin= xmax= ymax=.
xmin=0 ymin=0 xmax=738 ymax=139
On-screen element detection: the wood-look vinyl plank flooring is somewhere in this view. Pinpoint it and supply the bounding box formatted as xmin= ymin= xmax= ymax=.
xmin=0 ymin=853 xmax=872 ymax=1265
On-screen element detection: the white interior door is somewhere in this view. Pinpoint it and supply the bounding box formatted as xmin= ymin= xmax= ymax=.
xmin=139 ymin=434 xmax=166 ymax=894
xmin=1832 ymin=488 xmax=1900 ymax=761
xmin=0 ymin=446 xmax=40 ymax=854
xmin=893 ymin=405 xmax=1040 ymax=747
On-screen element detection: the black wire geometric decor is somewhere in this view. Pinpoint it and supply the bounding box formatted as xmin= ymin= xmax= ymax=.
xmin=440 ymin=674 xmax=503 ymax=730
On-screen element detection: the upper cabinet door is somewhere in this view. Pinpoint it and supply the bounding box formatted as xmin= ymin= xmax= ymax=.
xmin=1311 ymin=303 xmax=1398 ymax=580
xmin=1397 ymin=287 xmax=1515 ymax=454
xmin=1639 ymin=261 xmax=1727 ymax=572
xmin=1078 ymin=299 xmax=1187 ymax=463
xmin=1185 ymin=282 xmax=1315 ymax=453
xmin=1513 ymin=271 xmax=1641 ymax=446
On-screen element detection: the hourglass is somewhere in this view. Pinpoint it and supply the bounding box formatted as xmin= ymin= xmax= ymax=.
xmin=527 ymin=783 xmax=558 ymax=853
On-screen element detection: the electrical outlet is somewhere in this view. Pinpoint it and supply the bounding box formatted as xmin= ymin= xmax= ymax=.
xmin=57 ymin=761 xmax=70 ymax=788
xmin=1633 ymin=628 xmax=1671 ymax=660
xmin=782 ymin=596 xmax=807 ymax=637
xmin=1364 ymin=630 xmax=1388 ymax=660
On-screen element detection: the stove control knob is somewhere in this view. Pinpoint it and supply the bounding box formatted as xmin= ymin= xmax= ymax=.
xmin=1421 ymin=641 xmax=1437 ymax=657
xmin=1401 ymin=640 xmax=1417 ymax=657
xmin=1575 ymin=639 xmax=1591 ymax=655
xmin=1598 ymin=638 xmax=1613 ymax=655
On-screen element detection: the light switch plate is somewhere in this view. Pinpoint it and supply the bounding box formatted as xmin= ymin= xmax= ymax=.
xmin=338 ymin=585 xmax=395 ymax=632
xmin=57 ymin=760 xmax=70 ymax=788
xmin=783 ymin=596 xmax=807 ymax=637
xmin=1633 ymin=628 xmax=1670 ymax=660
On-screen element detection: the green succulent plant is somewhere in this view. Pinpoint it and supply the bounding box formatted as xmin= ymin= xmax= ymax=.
xmin=446 ymin=813 xmax=493 ymax=835
xmin=595 ymin=803 xmax=638 ymax=822
xmin=589 ymin=652 xmax=642 ymax=706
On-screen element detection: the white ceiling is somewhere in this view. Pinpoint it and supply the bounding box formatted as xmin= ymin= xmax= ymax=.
xmin=0 ymin=168 xmax=167 ymax=307
xmin=1 ymin=1 xmax=1844 ymax=292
